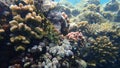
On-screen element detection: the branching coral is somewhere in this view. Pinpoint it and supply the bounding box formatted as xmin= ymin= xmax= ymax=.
xmin=9 ymin=1 xmax=59 ymax=51
xmin=81 ymin=36 xmax=119 ymax=68
xmin=1 ymin=0 xmax=120 ymax=68
xmin=69 ymin=21 xmax=96 ymax=36
xmin=70 ymin=21 xmax=117 ymax=37
xmin=69 ymin=21 xmax=120 ymax=68
xmin=10 ymin=2 xmax=36 ymax=17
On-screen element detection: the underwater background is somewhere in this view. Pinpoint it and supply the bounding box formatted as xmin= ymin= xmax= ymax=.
xmin=54 ymin=0 xmax=110 ymax=5
xmin=0 ymin=0 xmax=120 ymax=68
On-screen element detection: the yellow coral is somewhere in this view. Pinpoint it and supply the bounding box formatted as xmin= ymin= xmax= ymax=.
xmin=13 ymin=15 xmax=24 ymax=21
xmin=10 ymin=5 xmax=19 ymax=11
xmin=99 ymin=22 xmax=114 ymax=32
xmin=25 ymin=13 xmax=33 ymax=20
xmin=18 ymin=23 xmax=25 ymax=29
xmin=24 ymin=0 xmax=34 ymax=5
xmin=24 ymin=25 xmax=32 ymax=31
xmin=16 ymin=45 xmax=25 ymax=51
xmin=10 ymin=25 xmax=18 ymax=32
xmin=25 ymin=12 xmax=42 ymax=22
xmin=19 ymin=3 xmax=23 ymax=8
xmin=9 ymin=20 xmax=18 ymax=26
xmin=10 ymin=35 xmax=28 ymax=43
xmin=35 ymin=16 xmax=42 ymax=22
xmin=77 ymin=21 xmax=88 ymax=27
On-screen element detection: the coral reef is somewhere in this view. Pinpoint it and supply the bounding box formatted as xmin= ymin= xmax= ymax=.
xmin=114 ymin=10 xmax=120 ymax=22
xmin=0 ymin=1 xmax=60 ymax=67
xmin=34 ymin=0 xmax=57 ymax=12
xmin=78 ymin=11 xmax=105 ymax=24
xmin=0 ymin=0 xmax=87 ymax=68
xmin=81 ymin=36 xmax=120 ymax=68
xmin=69 ymin=20 xmax=120 ymax=68
xmin=102 ymin=11 xmax=114 ymax=21
xmin=71 ymin=9 xmax=80 ymax=17
xmin=85 ymin=0 xmax=100 ymax=6
xmin=8 ymin=37 xmax=87 ymax=68
xmin=48 ymin=1 xmax=81 ymax=18
xmin=9 ymin=1 xmax=60 ymax=50
xmin=66 ymin=31 xmax=85 ymax=42
xmin=0 ymin=0 xmax=120 ymax=68
xmin=104 ymin=0 xmax=119 ymax=12
xmin=51 ymin=4 xmax=72 ymax=17
xmin=47 ymin=11 xmax=70 ymax=35
xmin=70 ymin=3 xmax=107 ymax=24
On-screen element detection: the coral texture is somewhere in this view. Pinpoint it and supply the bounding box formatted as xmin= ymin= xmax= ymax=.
xmin=9 ymin=2 xmax=59 ymax=50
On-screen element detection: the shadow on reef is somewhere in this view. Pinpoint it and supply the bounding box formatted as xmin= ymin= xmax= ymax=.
xmin=0 ymin=1 xmax=13 ymax=68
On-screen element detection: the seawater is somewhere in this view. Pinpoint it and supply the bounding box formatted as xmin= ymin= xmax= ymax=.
xmin=54 ymin=0 xmax=110 ymax=5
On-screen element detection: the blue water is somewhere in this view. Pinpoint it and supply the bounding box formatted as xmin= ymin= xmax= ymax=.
xmin=54 ymin=0 xmax=80 ymax=5
xmin=100 ymin=0 xmax=110 ymax=4
xmin=54 ymin=0 xmax=110 ymax=5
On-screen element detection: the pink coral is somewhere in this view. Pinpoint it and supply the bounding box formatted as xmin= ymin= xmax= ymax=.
xmin=66 ymin=31 xmax=85 ymax=41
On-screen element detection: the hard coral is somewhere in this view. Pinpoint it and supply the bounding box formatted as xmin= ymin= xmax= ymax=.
xmin=81 ymin=36 xmax=119 ymax=68
xmin=66 ymin=31 xmax=85 ymax=41
xmin=9 ymin=0 xmax=59 ymax=50
xmin=47 ymin=11 xmax=70 ymax=35
xmin=10 ymin=3 xmax=36 ymax=17
xmin=34 ymin=0 xmax=57 ymax=12
xmin=104 ymin=0 xmax=119 ymax=12
xmin=79 ymin=11 xmax=105 ymax=24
